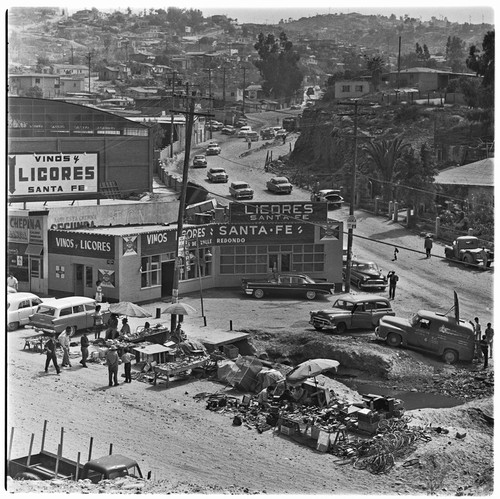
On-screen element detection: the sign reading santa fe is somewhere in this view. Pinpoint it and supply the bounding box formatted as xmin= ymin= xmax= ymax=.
xmin=8 ymin=153 xmax=98 ymax=197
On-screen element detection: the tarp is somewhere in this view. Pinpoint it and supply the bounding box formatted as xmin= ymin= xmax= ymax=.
xmin=256 ymin=368 xmax=285 ymax=392
xmin=217 ymin=359 xmax=239 ymax=384
xmin=179 ymin=339 xmax=207 ymax=356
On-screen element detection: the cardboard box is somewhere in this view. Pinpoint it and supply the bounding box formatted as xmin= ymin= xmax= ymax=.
xmin=223 ymin=344 xmax=239 ymax=359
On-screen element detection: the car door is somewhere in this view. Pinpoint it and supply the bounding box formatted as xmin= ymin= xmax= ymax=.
xmin=410 ymin=317 xmax=436 ymax=351
xmin=372 ymin=300 xmax=393 ymax=326
xmin=72 ymin=304 xmax=88 ymax=331
xmin=26 ymin=297 xmax=43 ymax=325
xmin=17 ymin=298 xmax=33 ymax=326
xmin=84 ymin=303 xmax=97 ymax=329
xmin=350 ymin=301 xmax=373 ymax=329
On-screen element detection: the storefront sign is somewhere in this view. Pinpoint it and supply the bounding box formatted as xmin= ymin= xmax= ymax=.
xmin=141 ymin=230 xmax=177 ymax=256
xmin=98 ymin=269 xmax=115 ymax=288
xmin=28 ymin=216 xmax=44 ymax=244
xmin=8 ymin=153 xmax=98 ymax=197
xmin=214 ymin=223 xmax=314 ymax=245
xmin=122 ymin=236 xmax=138 ymax=256
xmin=8 ymin=216 xmax=30 ymax=242
xmin=48 ymin=231 xmax=115 ymax=259
xmin=229 ymin=202 xmax=327 ymax=223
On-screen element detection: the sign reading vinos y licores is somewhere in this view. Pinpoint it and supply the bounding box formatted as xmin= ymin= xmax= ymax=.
xmin=8 ymin=153 xmax=98 ymax=197
xmin=48 ymin=230 xmax=114 ymax=259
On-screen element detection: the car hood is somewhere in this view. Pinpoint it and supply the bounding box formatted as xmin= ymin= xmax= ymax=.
xmin=310 ymin=306 xmax=351 ymax=317
xmin=355 ymin=269 xmax=384 ymax=278
xmin=379 ymin=316 xmax=410 ymax=330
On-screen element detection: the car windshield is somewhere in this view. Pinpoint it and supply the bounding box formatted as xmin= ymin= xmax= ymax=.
xmin=410 ymin=313 xmax=421 ymax=326
xmin=354 ymin=262 xmax=378 ymax=271
xmin=36 ymin=305 xmax=56 ymax=316
xmin=211 ymin=168 xmax=224 ymax=173
xmin=333 ymin=299 xmax=355 ymax=311
xmin=274 ymin=179 xmax=287 ymax=184
xmin=195 ymin=155 xmax=205 ymax=159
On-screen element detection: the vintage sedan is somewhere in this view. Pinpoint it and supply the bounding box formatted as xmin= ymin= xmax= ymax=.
xmin=266 ymin=176 xmax=293 ymax=194
xmin=207 ymin=167 xmax=229 ymax=183
xmin=310 ymin=294 xmax=394 ymax=333
xmin=229 ymin=181 xmax=254 ymax=200
xmin=206 ymin=143 xmax=221 ymax=155
xmin=242 ymin=274 xmax=335 ymax=300
xmin=7 ymin=292 xmax=45 ymax=331
xmin=192 ymin=155 xmax=207 ymax=168
xmin=221 ymin=125 xmax=236 ymax=135
xmin=311 ymin=189 xmax=344 ymax=209
xmin=348 ymin=260 xmax=388 ymax=291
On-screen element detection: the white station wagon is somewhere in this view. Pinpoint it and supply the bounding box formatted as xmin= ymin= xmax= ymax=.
xmin=7 ymin=292 xmax=45 ymax=331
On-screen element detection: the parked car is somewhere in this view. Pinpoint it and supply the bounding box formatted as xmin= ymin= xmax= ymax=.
xmin=309 ymin=294 xmax=394 ymax=333
xmin=375 ymin=310 xmax=475 ymax=364
xmin=193 ymin=154 xmax=207 ymax=168
xmin=347 ymin=260 xmax=388 ymax=291
xmin=266 ymin=176 xmax=293 ymax=194
xmin=206 ymin=143 xmax=221 ymax=155
xmin=242 ymin=274 xmax=335 ymax=300
xmin=229 ymin=181 xmax=254 ymax=200
xmin=246 ymin=131 xmax=259 ymax=142
xmin=29 ymin=296 xmax=111 ymax=335
xmin=444 ymin=236 xmax=493 ymax=267
xmin=274 ymin=129 xmax=287 ymax=140
xmin=237 ymin=126 xmax=252 ymax=138
xmin=234 ymin=119 xmax=247 ymax=127
xmin=221 ymin=125 xmax=236 ymax=135
xmin=207 ymin=167 xmax=228 ymax=183
xmin=206 ymin=120 xmax=223 ymax=131
xmin=260 ymin=127 xmax=276 ymax=140
xmin=311 ymin=189 xmax=344 ymax=209
xmin=7 ymin=292 xmax=45 ymax=331
xmin=290 ymin=104 xmax=302 ymax=110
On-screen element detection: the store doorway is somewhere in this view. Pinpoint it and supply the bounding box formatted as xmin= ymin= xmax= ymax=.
xmin=74 ymin=264 xmax=84 ymax=295
xmin=29 ymin=257 xmax=43 ymax=294
xmin=161 ymin=260 xmax=175 ymax=297
xmin=268 ymin=253 xmax=292 ymax=273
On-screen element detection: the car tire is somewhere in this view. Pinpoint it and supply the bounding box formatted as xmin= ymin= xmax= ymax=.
xmin=313 ymin=325 xmax=324 ymax=331
xmin=306 ymin=290 xmax=317 ymax=300
xmin=443 ymin=349 xmax=459 ymax=364
xmin=8 ymin=321 xmax=20 ymax=332
xmin=336 ymin=322 xmax=347 ymax=334
xmin=386 ymin=333 xmax=402 ymax=347
xmin=253 ymin=289 xmax=264 ymax=299
xmin=462 ymin=254 xmax=474 ymax=267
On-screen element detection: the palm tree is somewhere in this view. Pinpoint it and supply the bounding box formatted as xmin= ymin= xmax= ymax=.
xmin=362 ymin=137 xmax=409 ymax=202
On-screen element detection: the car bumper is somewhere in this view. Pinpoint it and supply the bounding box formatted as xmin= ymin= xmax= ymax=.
xmin=357 ymin=282 xmax=387 ymax=289
xmin=309 ymin=317 xmax=335 ymax=329
xmin=211 ymin=177 xmax=228 ymax=182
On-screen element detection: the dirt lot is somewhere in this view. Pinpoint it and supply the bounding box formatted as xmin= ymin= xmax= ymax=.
xmin=6 ymin=288 xmax=494 ymax=495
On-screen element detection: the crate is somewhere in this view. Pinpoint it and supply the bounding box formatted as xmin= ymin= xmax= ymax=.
xmin=223 ymin=344 xmax=239 ymax=359
xmin=280 ymin=425 xmax=294 ymax=436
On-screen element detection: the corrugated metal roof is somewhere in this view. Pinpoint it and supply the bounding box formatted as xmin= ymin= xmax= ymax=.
xmin=434 ymin=158 xmax=494 ymax=186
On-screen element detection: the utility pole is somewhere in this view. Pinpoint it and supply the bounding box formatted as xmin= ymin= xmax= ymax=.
xmin=222 ymin=66 xmax=226 ymax=105
xmin=170 ymin=71 xmax=176 ymax=158
xmin=397 ymin=36 xmax=401 ymax=90
xmin=168 ymin=98 xmax=213 ymax=331
xmin=85 ymin=51 xmax=92 ymax=93
xmin=242 ymin=67 xmax=247 ymax=115
xmin=207 ymin=68 xmax=212 ymax=140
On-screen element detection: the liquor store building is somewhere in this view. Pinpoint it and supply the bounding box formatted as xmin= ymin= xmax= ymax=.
xmin=46 ymin=202 xmax=344 ymax=301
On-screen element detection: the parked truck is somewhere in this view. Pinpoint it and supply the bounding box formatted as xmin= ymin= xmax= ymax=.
xmin=444 ymin=236 xmax=493 ymax=268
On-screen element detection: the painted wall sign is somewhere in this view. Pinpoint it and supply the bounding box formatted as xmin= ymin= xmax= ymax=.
xmin=28 ymin=216 xmax=44 ymax=244
xmin=141 ymin=230 xmax=177 ymax=256
xmin=8 ymin=153 xmax=98 ymax=196
xmin=48 ymin=231 xmax=115 ymax=259
xmin=229 ymin=202 xmax=327 ymax=223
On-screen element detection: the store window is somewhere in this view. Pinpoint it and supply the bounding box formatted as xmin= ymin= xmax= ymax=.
xmin=30 ymin=258 xmax=43 ymax=279
xmin=85 ymin=266 xmax=93 ymax=288
xmin=180 ymin=248 xmax=213 ymax=281
xmin=141 ymin=255 xmax=161 ymax=288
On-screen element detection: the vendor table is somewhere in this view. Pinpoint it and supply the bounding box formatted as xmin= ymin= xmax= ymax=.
xmin=153 ymin=357 xmax=209 ymax=386
xmin=22 ymin=332 xmax=50 ymax=352
xmin=132 ymin=344 xmax=174 ymax=364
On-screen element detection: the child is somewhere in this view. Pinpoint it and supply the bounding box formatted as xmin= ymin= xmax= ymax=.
xmin=121 ymin=347 xmax=134 ymax=383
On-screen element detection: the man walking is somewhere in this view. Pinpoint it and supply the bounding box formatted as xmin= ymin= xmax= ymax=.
xmin=480 ymin=335 xmax=489 ymax=369
xmin=470 ymin=317 xmax=482 ymax=361
xmin=105 ymin=345 xmax=120 ymax=386
xmin=387 ymin=271 xmax=398 ymax=300
xmin=485 ymin=322 xmax=494 ymax=359
xmin=80 ymin=330 xmax=89 ymax=368
xmin=44 ymin=337 xmax=61 ymax=374
xmin=424 ymin=235 xmax=433 ymax=258
xmin=58 ymin=326 xmax=73 ymax=368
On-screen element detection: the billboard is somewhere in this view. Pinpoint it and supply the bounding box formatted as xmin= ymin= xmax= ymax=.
xmin=229 ymin=201 xmax=327 ymax=223
xmin=8 ymin=153 xmax=98 ymax=198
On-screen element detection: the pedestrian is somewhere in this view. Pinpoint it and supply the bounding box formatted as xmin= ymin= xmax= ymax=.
xmin=120 ymin=317 xmax=131 ymax=337
xmin=7 ymin=273 xmax=18 ymax=291
xmin=58 ymin=326 xmax=73 ymax=368
xmin=44 ymin=337 xmax=61 ymax=374
xmin=282 ymin=134 xmax=286 ymax=144
xmin=95 ymin=280 xmax=103 ymax=303
xmin=387 ymin=271 xmax=398 ymax=300
xmin=469 ymin=317 xmax=482 ymax=361
xmin=424 ymin=234 xmax=433 ymax=258
xmin=80 ymin=330 xmax=89 ymax=368
xmin=392 ymin=247 xmax=399 ymax=261
xmin=121 ymin=347 xmax=134 ymax=383
xmin=247 ymin=138 xmax=251 ymax=149
xmin=93 ymin=304 xmax=104 ymax=339
xmin=105 ymin=313 xmax=119 ymax=340
xmin=480 ymin=335 xmax=489 ymax=369
xmin=105 ymin=345 xmax=120 ymax=387
xmin=485 ymin=322 xmax=494 ymax=359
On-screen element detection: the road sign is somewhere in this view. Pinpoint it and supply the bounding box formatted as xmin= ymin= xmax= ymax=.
xmin=347 ymin=215 xmax=356 ymax=229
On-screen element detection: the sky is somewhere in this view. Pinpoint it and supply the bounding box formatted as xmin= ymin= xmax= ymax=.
xmin=9 ymin=1 xmax=496 ymax=25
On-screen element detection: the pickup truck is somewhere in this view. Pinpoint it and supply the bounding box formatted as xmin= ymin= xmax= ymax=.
xmin=444 ymin=235 xmax=493 ymax=267
xmin=242 ymin=273 xmax=334 ymax=300
xmin=8 ymin=450 xmax=145 ymax=483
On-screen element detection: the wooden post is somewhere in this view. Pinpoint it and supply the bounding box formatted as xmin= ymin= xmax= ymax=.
xmin=26 ymin=433 xmax=34 ymax=467
xmin=75 ymin=452 xmax=81 ymax=481
xmin=109 ymin=443 xmax=113 ymax=455
xmin=41 ymin=420 xmax=48 ymax=452
xmin=88 ymin=436 xmax=93 ymax=462
xmin=59 ymin=427 xmax=64 ymax=457
xmin=8 ymin=427 xmax=14 ymax=462
xmin=55 ymin=443 xmax=61 ymax=478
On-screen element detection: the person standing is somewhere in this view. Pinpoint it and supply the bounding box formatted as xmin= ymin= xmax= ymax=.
xmin=387 ymin=271 xmax=398 ymax=300
xmin=470 ymin=317 xmax=482 ymax=361
xmin=485 ymin=322 xmax=494 ymax=359
xmin=44 ymin=337 xmax=61 ymax=374
xmin=121 ymin=347 xmax=134 ymax=383
xmin=105 ymin=345 xmax=120 ymax=386
xmin=93 ymin=305 xmax=103 ymax=339
xmin=424 ymin=235 xmax=433 ymax=258
xmin=7 ymin=273 xmax=18 ymax=291
xmin=105 ymin=313 xmax=119 ymax=340
xmin=120 ymin=318 xmax=131 ymax=337
xmin=480 ymin=335 xmax=489 ymax=369
xmin=95 ymin=280 xmax=103 ymax=303
xmin=58 ymin=326 xmax=73 ymax=368
xmin=80 ymin=330 xmax=89 ymax=368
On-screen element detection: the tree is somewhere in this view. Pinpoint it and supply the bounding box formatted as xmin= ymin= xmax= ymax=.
xmin=24 ymin=86 xmax=43 ymax=98
xmin=362 ymin=137 xmax=410 ymax=202
xmin=253 ymin=32 xmax=303 ymax=102
xmin=446 ymin=36 xmax=466 ymax=72
xmin=364 ymin=55 xmax=385 ymax=91
xmin=466 ymin=30 xmax=494 ymax=88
